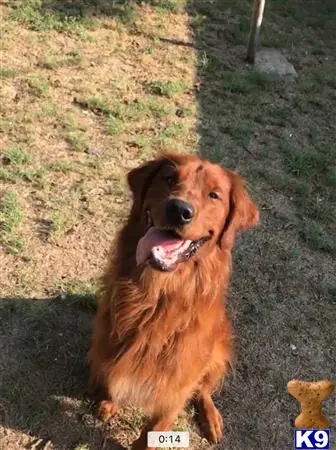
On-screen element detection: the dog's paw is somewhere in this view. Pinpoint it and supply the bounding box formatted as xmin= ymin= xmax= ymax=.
xmin=201 ymin=406 xmax=223 ymax=443
xmin=97 ymin=400 xmax=119 ymax=422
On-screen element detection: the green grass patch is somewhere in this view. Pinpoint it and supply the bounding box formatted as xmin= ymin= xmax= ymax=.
xmin=152 ymin=0 xmax=186 ymax=13
xmin=50 ymin=212 xmax=64 ymax=236
xmin=6 ymin=236 xmax=25 ymax=254
xmin=300 ymin=219 xmax=334 ymax=255
xmin=59 ymin=118 xmax=89 ymax=152
xmin=0 ymin=68 xmax=18 ymax=79
xmin=276 ymin=136 xmax=335 ymax=253
xmin=146 ymin=80 xmax=187 ymax=98
xmin=27 ymin=76 xmax=50 ymax=97
xmin=0 ymin=168 xmax=18 ymax=183
xmin=221 ymin=71 xmax=275 ymax=95
xmin=3 ymin=147 xmax=29 ymax=165
xmin=65 ymin=130 xmax=89 ymax=152
xmin=106 ymin=115 xmax=125 ymax=136
xmin=0 ymin=160 xmax=47 ymax=186
xmin=284 ymin=150 xmax=327 ymax=177
xmin=161 ymin=122 xmax=188 ymax=138
xmin=0 ymin=190 xmax=24 ymax=253
xmin=34 ymin=104 xmax=59 ymax=119
xmin=0 ymin=191 xmax=22 ymax=235
xmin=76 ymin=97 xmax=113 ymax=116
xmin=122 ymin=98 xmax=170 ymax=121
xmin=20 ymin=167 xmax=46 ymax=186
xmin=8 ymin=0 xmax=97 ymax=34
xmin=280 ymin=140 xmax=332 ymax=179
xmin=131 ymin=135 xmax=153 ymax=154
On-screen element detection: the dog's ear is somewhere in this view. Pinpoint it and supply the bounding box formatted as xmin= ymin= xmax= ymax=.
xmin=127 ymin=158 xmax=166 ymax=218
xmin=219 ymin=171 xmax=259 ymax=251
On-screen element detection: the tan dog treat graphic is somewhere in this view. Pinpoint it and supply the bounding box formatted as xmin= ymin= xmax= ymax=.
xmin=288 ymin=380 xmax=335 ymax=429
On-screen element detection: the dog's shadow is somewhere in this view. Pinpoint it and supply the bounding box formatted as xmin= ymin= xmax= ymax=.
xmin=0 ymin=296 xmax=125 ymax=450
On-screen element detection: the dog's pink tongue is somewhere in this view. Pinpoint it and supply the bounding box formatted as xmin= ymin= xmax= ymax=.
xmin=136 ymin=227 xmax=183 ymax=266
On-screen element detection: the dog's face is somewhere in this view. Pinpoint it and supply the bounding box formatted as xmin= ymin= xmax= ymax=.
xmin=128 ymin=153 xmax=259 ymax=272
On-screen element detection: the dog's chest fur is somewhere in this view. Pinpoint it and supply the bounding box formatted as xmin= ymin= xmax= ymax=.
xmin=107 ymin=284 xmax=224 ymax=410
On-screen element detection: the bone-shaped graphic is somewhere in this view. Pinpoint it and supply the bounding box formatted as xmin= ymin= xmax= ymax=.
xmin=288 ymin=379 xmax=335 ymax=429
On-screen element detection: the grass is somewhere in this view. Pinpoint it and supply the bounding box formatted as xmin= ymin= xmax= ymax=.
xmin=0 ymin=162 xmax=46 ymax=186
xmin=52 ymin=278 xmax=98 ymax=311
xmin=50 ymin=211 xmax=64 ymax=236
xmin=0 ymin=191 xmax=22 ymax=234
xmin=40 ymin=51 xmax=82 ymax=69
xmin=3 ymin=147 xmax=29 ymax=165
xmin=59 ymin=118 xmax=89 ymax=151
xmin=77 ymin=97 xmax=113 ymax=116
xmin=48 ymin=161 xmax=73 ymax=173
xmin=0 ymin=68 xmax=19 ymax=79
xmin=122 ymin=99 xmax=170 ymax=121
xmin=146 ymin=80 xmax=188 ymax=97
xmin=0 ymin=117 xmax=17 ymax=134
xmin=0 ymin=168 xmax=18 ymax=182
xmin=282 ymin=145 xmax=331 ymax=178
xmin=27 ymin=76 xmax=50 ymax=97
xmin=300 ymin=219 xmax=334 ymax=254
xmin=33 ymin=104 xmax=58 ymax=119
xmin=1 ymin=0 xmax=335 ymax=448
xmin=106 ymin=115 xmax=125 ymax=136
xmin=274 ymin=137 xmax=335 ymax=254
xmin=65 ymin=130 xmax=89 ymax=152
xmin=0 ymin=190 xmax=24 ymax=253
xmin=21 ymin=167 xmax=46 ymax=186
xmin=8 ymin=0 xmax=96 ymax=35
xmin=161 ymin=122 xmax=188 ymax=138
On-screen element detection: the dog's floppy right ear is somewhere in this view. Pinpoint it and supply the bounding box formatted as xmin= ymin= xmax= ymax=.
xmin=127 ymin=158 xmax=166 ymax=219
xmin=219 ymin=171 xmax=259 ymax=251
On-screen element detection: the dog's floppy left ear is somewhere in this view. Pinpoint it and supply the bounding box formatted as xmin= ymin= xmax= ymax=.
xmin=219 ymin=171 xmax=259 ymax=251
xmin=127 ymin=158 xmax=166 ymax=219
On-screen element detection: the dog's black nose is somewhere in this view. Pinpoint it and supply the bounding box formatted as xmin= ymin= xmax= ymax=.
xmin=166 ymin=199 xmax=194 ymax=226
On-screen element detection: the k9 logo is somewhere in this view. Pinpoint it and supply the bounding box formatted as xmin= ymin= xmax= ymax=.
xmin=294 ymin=429 xmax=330 ymax=449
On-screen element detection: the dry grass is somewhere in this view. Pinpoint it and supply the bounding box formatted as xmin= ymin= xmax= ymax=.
xmin=0 ymin=0 xmax=335 ymax=449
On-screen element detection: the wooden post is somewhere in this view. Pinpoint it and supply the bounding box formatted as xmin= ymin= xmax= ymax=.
xmin=246 ymin=0 xmax=266 ymax=64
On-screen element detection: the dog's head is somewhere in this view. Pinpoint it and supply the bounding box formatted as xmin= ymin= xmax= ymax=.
xmin=128 ymin=153 xmax=259 ymax=272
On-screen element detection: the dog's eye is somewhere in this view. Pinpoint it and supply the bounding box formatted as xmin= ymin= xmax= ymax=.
xmin=164 ymin=175 xmax=175 ymax=187
xmin=208 ymin=192 xmax=220 ymax=200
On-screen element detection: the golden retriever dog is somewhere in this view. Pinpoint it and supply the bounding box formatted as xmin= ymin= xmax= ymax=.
xmin=88 ymin=152 xmax=259 ymax=450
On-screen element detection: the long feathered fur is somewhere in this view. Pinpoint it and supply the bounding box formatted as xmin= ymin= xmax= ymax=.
xmin=88 ymin=152 xmax=258 ymax=422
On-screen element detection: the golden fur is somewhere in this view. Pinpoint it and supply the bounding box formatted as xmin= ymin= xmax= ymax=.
xmin=88 ymin=152 xmax=259 ymax=450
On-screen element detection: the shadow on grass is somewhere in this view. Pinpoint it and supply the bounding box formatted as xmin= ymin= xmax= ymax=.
xmin=0 ymin=295 xmax=126 ymax=450
xmin=187 ymin=0 xmax=336 ymax=256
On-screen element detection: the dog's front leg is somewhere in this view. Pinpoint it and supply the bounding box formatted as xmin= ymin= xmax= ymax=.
xmin=131 ymin=409 xmax=180 ymax=450
xmin=196 ymin=391 xmax=223 ymax=443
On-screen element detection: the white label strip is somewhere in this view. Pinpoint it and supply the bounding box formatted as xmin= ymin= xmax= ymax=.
xmin=147 ymin=431 xmax=190 ymax=448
